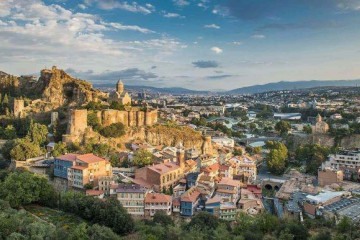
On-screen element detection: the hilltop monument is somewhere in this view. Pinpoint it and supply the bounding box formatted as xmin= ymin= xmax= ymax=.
xmin=109 ymin=80 xmax=132 ymax=105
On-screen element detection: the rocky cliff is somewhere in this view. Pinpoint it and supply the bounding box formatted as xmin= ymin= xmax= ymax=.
xmin=33 ymin=66 xmax=106 ymax=108
xmin=144 ymin=125 xmax=205 ymax=149
xmin=0 ymin=67 xmax=106 ymax=108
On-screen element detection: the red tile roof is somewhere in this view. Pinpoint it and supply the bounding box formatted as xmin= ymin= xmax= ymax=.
xmin=202 ymin=163 xmax=220 ymax=173
xmin=218 ymin=177 xmax=240 ymax=187
xmin=57 ymin=154 xmax=79 ymax=162
xmin=148 ymin=162 xmax=180 ymax=174
xmin=145 ymin=193 xmax=172 ymax=204
xmin=77 ymin=153 xmax=107 ymax=164
xmin=181 ymin=187 xmax=201 ymax=202
xmin=86 ymin=190 xmax=104 ymax=196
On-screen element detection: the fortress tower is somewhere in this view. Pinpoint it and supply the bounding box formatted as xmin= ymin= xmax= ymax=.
xmin=176 ymin=142 xmax=185 ymax=169
xmin=13 ymin=99 xmax=24 ymax=118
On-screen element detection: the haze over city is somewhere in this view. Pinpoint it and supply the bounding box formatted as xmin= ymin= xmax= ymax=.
xmin=1 ymin=0 xmax=360 ymax=90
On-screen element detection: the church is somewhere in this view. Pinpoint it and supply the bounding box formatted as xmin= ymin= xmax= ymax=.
xmin=109 ymin=80 xmax=132 ymax=105
xmin=312 ymin=114 xmax=329 ymax=134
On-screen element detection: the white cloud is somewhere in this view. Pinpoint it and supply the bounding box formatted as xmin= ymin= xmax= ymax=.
xmin=107 ymin=22 xmax=154 ymax=33
xmin=211 ymin=46 xmax=223 ymax=54
xmin=163 ymin=12 xmax=185 ymax=18
xmin=232 ymin=41 xmax=243 ymax=45
xmin=0 ymin=0 xmax=185 ymax=70
xmin=173 ymin=0 xmax=190 ymax=7
xmin=95 ymin=1 xmax=154 ymax=14
xmin=204 ymin=24 xmax=220 ymax=29
xmin=78 ymin=4 xmax=87 ymax=10
xmin=251 ymin=34 xmax=266 ymax=39
xmin=212 ymin=5 xmax=230 ymax=17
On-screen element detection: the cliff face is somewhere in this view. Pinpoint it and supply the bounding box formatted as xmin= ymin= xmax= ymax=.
xmin=0 ymin=67 xmax=106 ymax=108
xmin=34 ymin=66 xmax=106 ymax=108
xmin=340 ymin=134 xmax=360 ymax=149
xmin=144 ymin=125 xmax=205 ymax=149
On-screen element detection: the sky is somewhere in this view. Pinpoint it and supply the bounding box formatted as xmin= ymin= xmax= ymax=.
xmin=0 ymin=0 xmax=360 ymax=90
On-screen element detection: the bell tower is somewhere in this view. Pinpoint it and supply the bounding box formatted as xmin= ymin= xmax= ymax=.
xmin=116 ymin=80 xmax=124 ymax=94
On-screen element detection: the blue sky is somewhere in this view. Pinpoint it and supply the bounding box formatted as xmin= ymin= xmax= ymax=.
xmin=0 ymin=0 xmax=360 ymax=90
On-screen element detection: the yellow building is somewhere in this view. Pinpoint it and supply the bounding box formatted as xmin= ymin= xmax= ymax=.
xmin=67 ymin=154 xmax=112 ymax=189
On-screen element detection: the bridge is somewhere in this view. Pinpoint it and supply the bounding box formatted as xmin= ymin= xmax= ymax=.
xmin=262 ymin=178 xmax=286 ymax=191
xmin=235 ymin=137 xmax=282 ymax=145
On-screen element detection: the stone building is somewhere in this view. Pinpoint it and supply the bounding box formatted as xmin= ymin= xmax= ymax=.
xmin=63 ymin=107 xmax=158 ymax=143
xmin=312 ymin=114 xmax=329 ymax=134
xmin=99 ymin=108 xmax=157 ymax=127
xmin=63 ymin=109 xmax=88 ymax=143
xmin=318 ymin=168 xmax=343 ymax=187
xmin=135 ymin=162 xmax=184 ymax=192
xmin=109 ymin=80 xmax=131 ymax=105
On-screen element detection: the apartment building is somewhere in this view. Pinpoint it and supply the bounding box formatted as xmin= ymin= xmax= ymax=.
xmin=144 ymin=193 xmax=172 ymax=217
xmin=67 ymin=154 xmax=112 ymax=189
xmin=116 ymin=184 xmax=149 ymax=216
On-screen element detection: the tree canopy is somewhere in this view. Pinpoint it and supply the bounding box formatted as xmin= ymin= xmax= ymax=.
xmin=266 ymin=141 xmax=288 ymax=175
xmin=132 ymin=149 xmax=154 ymax=168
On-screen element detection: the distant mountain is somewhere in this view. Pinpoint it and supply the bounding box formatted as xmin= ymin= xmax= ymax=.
xmin=227 ymin=79 xmax=360 ymax=94
xmin=94 ymin=83 xmax=210 ymax=95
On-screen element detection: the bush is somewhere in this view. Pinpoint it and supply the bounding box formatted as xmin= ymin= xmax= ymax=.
xmin=100 ymin=123 xmax=126 ymax=138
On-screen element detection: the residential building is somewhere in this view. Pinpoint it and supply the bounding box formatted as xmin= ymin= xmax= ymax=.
xmin=54 ymin=154 xmax=78 ymax=179
xmin=98 ymin=176 xmax=117 ymax=195
xmin=116 ymin=184 xmax=148 ymax=216
xmin=67 ymin=154 xmax=112 ymax=189
xmin=303 ymin=191 xmax=347 ymax=217
xmin=180 ymin=187 xmax=201 ymax=216
xmin=215 ymin=177 xmax=241 ymax=205
xmin=205 ymin=196 xmax=237 ymax=221
xmin=135 ymin=162 xmax=184 ymax=192
xmin=144 ymin=193 xmax=172 ymax=217
xmin=318 ymin=168 xmax=343 ymax=187
xmin=322 ymin=150 xmax=360 ymax=181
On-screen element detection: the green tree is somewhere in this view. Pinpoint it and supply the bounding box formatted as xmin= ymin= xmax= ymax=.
xmin=1 ymin=140 xmax=15 ymax=160
xmin=52 ymin=142 xmax=68 ymax=157
xmin=275 ymin=120 xmax=291 ymax=135
xmin=234 ymin=148 xmax=243 ymax=156
xmin=266 ymin=141 xmax=288 ymax=175
xmin=87 ymin=111 xmax=101 ymax=131
xmin=26 ymin=121 xmax=48 ymax=145
xmin=110 ymin=101 xmax=125 ymax=111
xmin=153 ymin=211 xmax=174 ymax=227
xmin=10 ymin=138 xmax=43 ymax=161
xmin=133 ymin=149 xmax=153 ymax=167
xmin=0 ymin=171 xmax=56 ymax=208
xmin=303 ymin=125 xmax=312 ymax=134
xmin=87 ymin=224 xmax=121 ymax=240
xmin=2 ymin=125 xmax=17 ymax=139
xmin=100 ymin=123 xmax=126 ymax=138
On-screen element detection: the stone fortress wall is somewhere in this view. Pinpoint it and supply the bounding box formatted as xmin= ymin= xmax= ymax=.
xmin=63 ymin=108 xmax=158 ymax=143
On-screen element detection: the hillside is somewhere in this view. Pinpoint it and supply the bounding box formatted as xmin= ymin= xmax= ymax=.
xmin=94 ymin=83 xmax=210 ymax=95
xmin=227 ymin=79 xmax=360 ymax=94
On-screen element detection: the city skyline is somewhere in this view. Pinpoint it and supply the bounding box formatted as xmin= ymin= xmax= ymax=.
xmin=1 ymin=0 xmax=360 ymax=90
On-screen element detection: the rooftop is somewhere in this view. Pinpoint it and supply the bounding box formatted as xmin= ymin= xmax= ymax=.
xmin=148 ymin=162 xmax=180 ymax=174
xmin=145 ymin=193 xmax=172 ymax=203
xmin=77 ymin=153 xmax=107 ymax=164
xmin=56 ymin=153 xmax=79 ymax=162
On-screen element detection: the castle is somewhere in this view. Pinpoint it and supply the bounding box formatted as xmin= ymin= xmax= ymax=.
xmin=63 ymin=107 xmax=158 ymax=143
xmin=108 ymin=80 xmax=132 ymax=105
